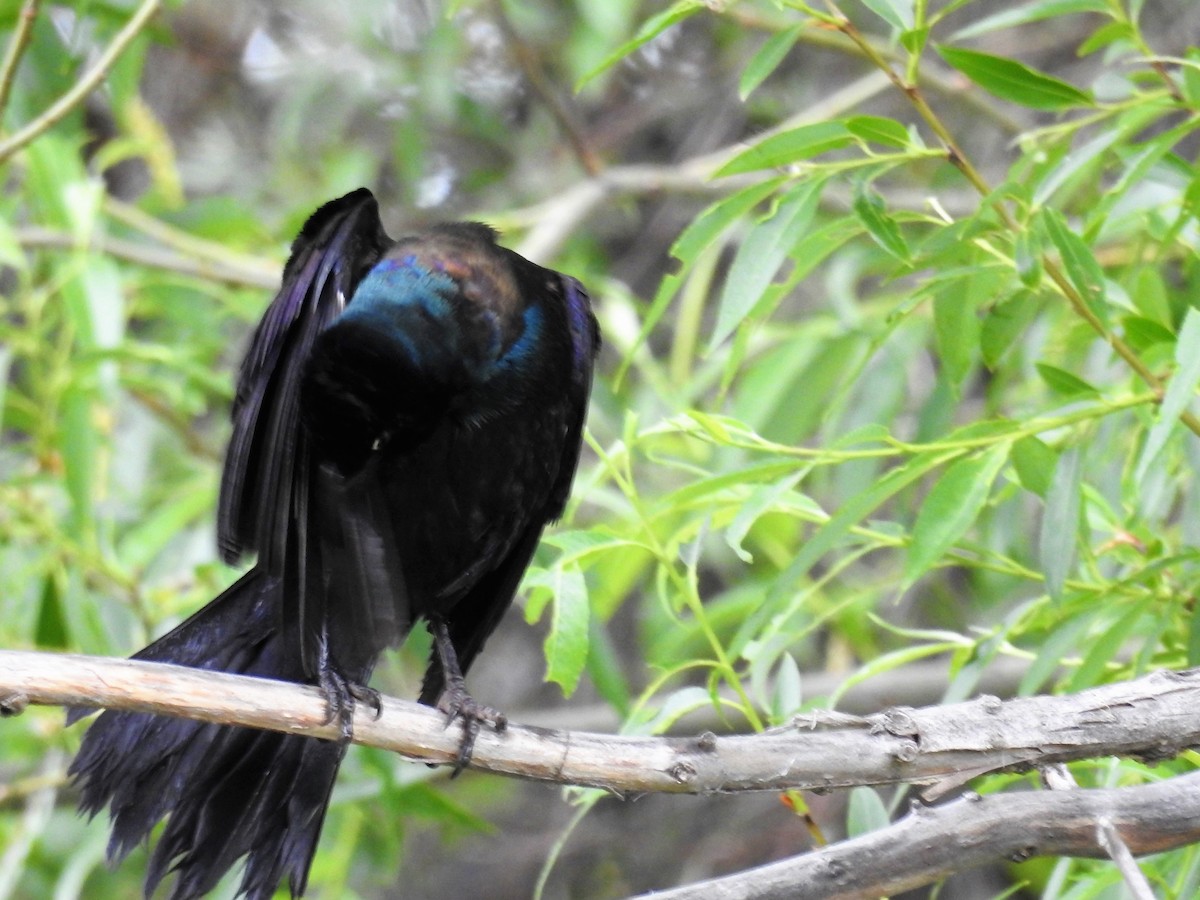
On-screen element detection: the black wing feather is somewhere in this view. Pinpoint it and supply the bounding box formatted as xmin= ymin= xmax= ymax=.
xmin=217 ymin=188 xmax=392 ymax=566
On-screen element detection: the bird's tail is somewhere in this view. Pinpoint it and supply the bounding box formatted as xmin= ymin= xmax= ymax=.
xmin=69 ymin=569 xmax=355 ymax=900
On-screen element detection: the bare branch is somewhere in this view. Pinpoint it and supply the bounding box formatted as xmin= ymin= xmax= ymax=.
xmin=16 ymin=226 xmax=279 ymax=289
xmin=635 ymin=773 xmax=1200 ymax=900
xmin=3 ymin=650 xmax=1200 ymax=796
xmin=6 ymin=651 xmax=1200 ymax=897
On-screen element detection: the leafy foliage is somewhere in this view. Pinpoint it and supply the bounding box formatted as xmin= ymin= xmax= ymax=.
xmin=3 ymin=0 xmax=1200 ymax=896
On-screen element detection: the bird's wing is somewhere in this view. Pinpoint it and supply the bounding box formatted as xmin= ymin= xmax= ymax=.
xmin=217 ymin=188 xmax=391 ymax=569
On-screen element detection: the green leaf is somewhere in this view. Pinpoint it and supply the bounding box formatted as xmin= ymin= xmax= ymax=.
xmin=1077 ymin=20 xmax=1136 ymax=57
xmin=861 ymin=0 xmax=914 ymax=31
xmin=936 ymin=45 xmax=1093 ymax=110
xmin=769 ymin=449 xmax=962 ymax=601
xmin=531 ymin=564 xmax=590 ymax=696
xmin=709 ymin=179 xmax=825 ymax=350
xmin=1135 ymin=307 xmax=1200 ymax=484
xmin=618 ymin=177 xmax=784 ymax=382
xmin=35 ymin=573 xmax=69 ymax=649
xmin=770 ymin=653 xmax=803 ymax=722
xmin=933 ymin=286 xmax=980 ymax=394
xmin=578 ymin=1 xmax=704 ymax=88
xmin=1039 ymin=446 xmax=1083 ymax=600
xmin=852 ymin=182 xmax=909 ymax=261
xmin=981 ymin=290 xmax=1039 ymax=369
xmin=1011 ymin=435 xmax=1057 ymax=498
xmin=739 ymin=25 xmax=803 ymax=99
xmin=1041 ymin=209 xmax=1107 ymax=320
xmin=847 ymin=787 xmax=891 ymax=837
xmin=1018 ymin=611 xmax=1091 ymax=695
xmin=1068 ymin=600 xmax=1151 ymax=692
xmin=948 ymin=0 xmax=1111 ymax=42
xmin=1035 ymin=363 xmax=1100 ymax=397
xmin=715 ymin=122 xmax=853 ymax=177
xmin=1121 ymin=315 xmax=1175 ymax=352
xmin=902 ymin=443 xmax=1010 ymax=592
xmin=846 ymin=115 xmax=911 ymax=149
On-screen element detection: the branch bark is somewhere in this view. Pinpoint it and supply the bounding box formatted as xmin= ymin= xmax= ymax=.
xmin=635 ymin=772 xmax=1200 ymax=900
xmin=2 ymin=650 xmax=1198 ymax=795
xmin=4 ymin=650 xmax=1200 ymax=898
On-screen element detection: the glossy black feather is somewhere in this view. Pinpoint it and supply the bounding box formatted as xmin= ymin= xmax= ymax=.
xmin=70 ymin=188 xmax=600 ymax=899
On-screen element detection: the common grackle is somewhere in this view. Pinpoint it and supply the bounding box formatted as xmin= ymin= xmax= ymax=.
xmin=68 ymin=188 xmax=600 ymax=899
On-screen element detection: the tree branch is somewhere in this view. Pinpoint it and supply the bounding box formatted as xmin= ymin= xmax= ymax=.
xmin=0 ymin=0 xmax=162 ymax=164
xmin=6 ymin=650 xmax=1200 ymax=897
xmin=634 ymin=772 xmax=1200 ymax=900
xmin=3 ymin=650 xmax=1199 ymax=796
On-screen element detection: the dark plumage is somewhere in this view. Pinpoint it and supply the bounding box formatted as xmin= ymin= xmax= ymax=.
xmin=68 ymin=188 xmax=600 ymax=899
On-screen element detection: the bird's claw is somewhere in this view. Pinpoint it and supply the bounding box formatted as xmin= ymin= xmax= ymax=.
xmin=317 ymin=667 xmax=381 ymax=742
xmin=437 ymin=687 xmax=507 ymax=776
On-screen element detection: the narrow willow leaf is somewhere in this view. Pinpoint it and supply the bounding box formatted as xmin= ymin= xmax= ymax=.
xmin=770 ymin=653 xmax=803 ymax=722
xmin=1014 ymin=227 xmax=1043 ymax=286
xmin=846 ymin=115 xmax=911 ymax=149
xmin=1032 ymin=125 xmax=1122 ymax=206
xmin=769 ymin=449 xmax=961 ymax=602
xmin=1068 ymin=599 xmax=1151 ymax=692
xmin=936 ymin=45 xmax=1093 ymax=110
xmin=1135 ymin=307 xmax=1200 ymax=484
xmin=726 ymin=473 xmax=808 ymax=563
xmin=709 ymin=179 xmax=824 ymax=350
xmin=1018 ymin=611 xmax=1091 ymax=695
xmin=1039 ymin=446 xmax=1082 ymax=600
xmin=1041 ymin=209 xmax=1108 ymax=321
xmin=902 ymin=442 xmax=1010 ymax=592
xmin=577 ymin=0 xmax=703 ymax=88
xmin=715 ymin=122 xmax=853 ymax=177
xmin=933 ymin=288 xmax=979 ymax=394
xmin=847 ymin=787 xmax=891 ymax=837
xmin=1077 ymin=19 xmax=1136 ymax=56
xmin=949 ymin=0 xmax=1110 ymax=42
xmin=852 ymin=182 xmax=909 ymax=261
xmin=618 ymin=177 xmax=784 ymax=381
xmin=1035 ymin=362 xmax=1100 ymax=397
xmin=1122 ymin=315 xmax=1175 ymax=352
xmin=35 ymin=574 xmax=69 ymax=649
xmin=981 ymin=290 xmax=1039 ymax=369
xmin=902 ymin=26 xmax=931 ymax=56
xmin=739 ymin=25 xmax=803 ymax=99
xmin=861 ymin=0 xmax=914 ymax=30
xmin=1011 ymin=435 xmax=1057 ymax=498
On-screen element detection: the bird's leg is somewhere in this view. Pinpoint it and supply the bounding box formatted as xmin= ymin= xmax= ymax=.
xmin=429 ymin=616 xmax=507 ymax=775
xmin=315 ymin=633 xmax=382 ymax=742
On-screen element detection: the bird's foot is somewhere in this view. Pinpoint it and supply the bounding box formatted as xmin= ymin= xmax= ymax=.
xmin=427 ymin=616 xmax=506 ymax=775
xmin=437 ymin=684 xmax=507 ymax=776
xmin=317 ymin=666 xmax=382 ymax=742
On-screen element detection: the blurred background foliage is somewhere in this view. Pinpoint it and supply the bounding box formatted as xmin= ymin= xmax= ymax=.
xmin=4 ymin=0 xmax=1200 ymax=897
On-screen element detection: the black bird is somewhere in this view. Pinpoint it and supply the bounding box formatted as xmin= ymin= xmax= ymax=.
xmin=68 ymin=188 xmax=600 ymax=899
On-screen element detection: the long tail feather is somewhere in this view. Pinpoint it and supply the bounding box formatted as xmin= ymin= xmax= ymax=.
xmin=69 ymin=570 xmax=357 ymax=900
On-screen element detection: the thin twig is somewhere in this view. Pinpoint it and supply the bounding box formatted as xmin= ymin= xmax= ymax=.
xmin=490 ymin=0 xmax=602 ymax=177
xmin=1042 ymin=763 xmax=1156 ymax=900
xmin=16 ymin=226 xmax=278 ymax=288
xmin=0 ymin=0 xmax=161 ymax=164
xmin=0 ymin=0 xmax=40 ymax=119
xmin=102 ymin=195 xmax=277 ymax=277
